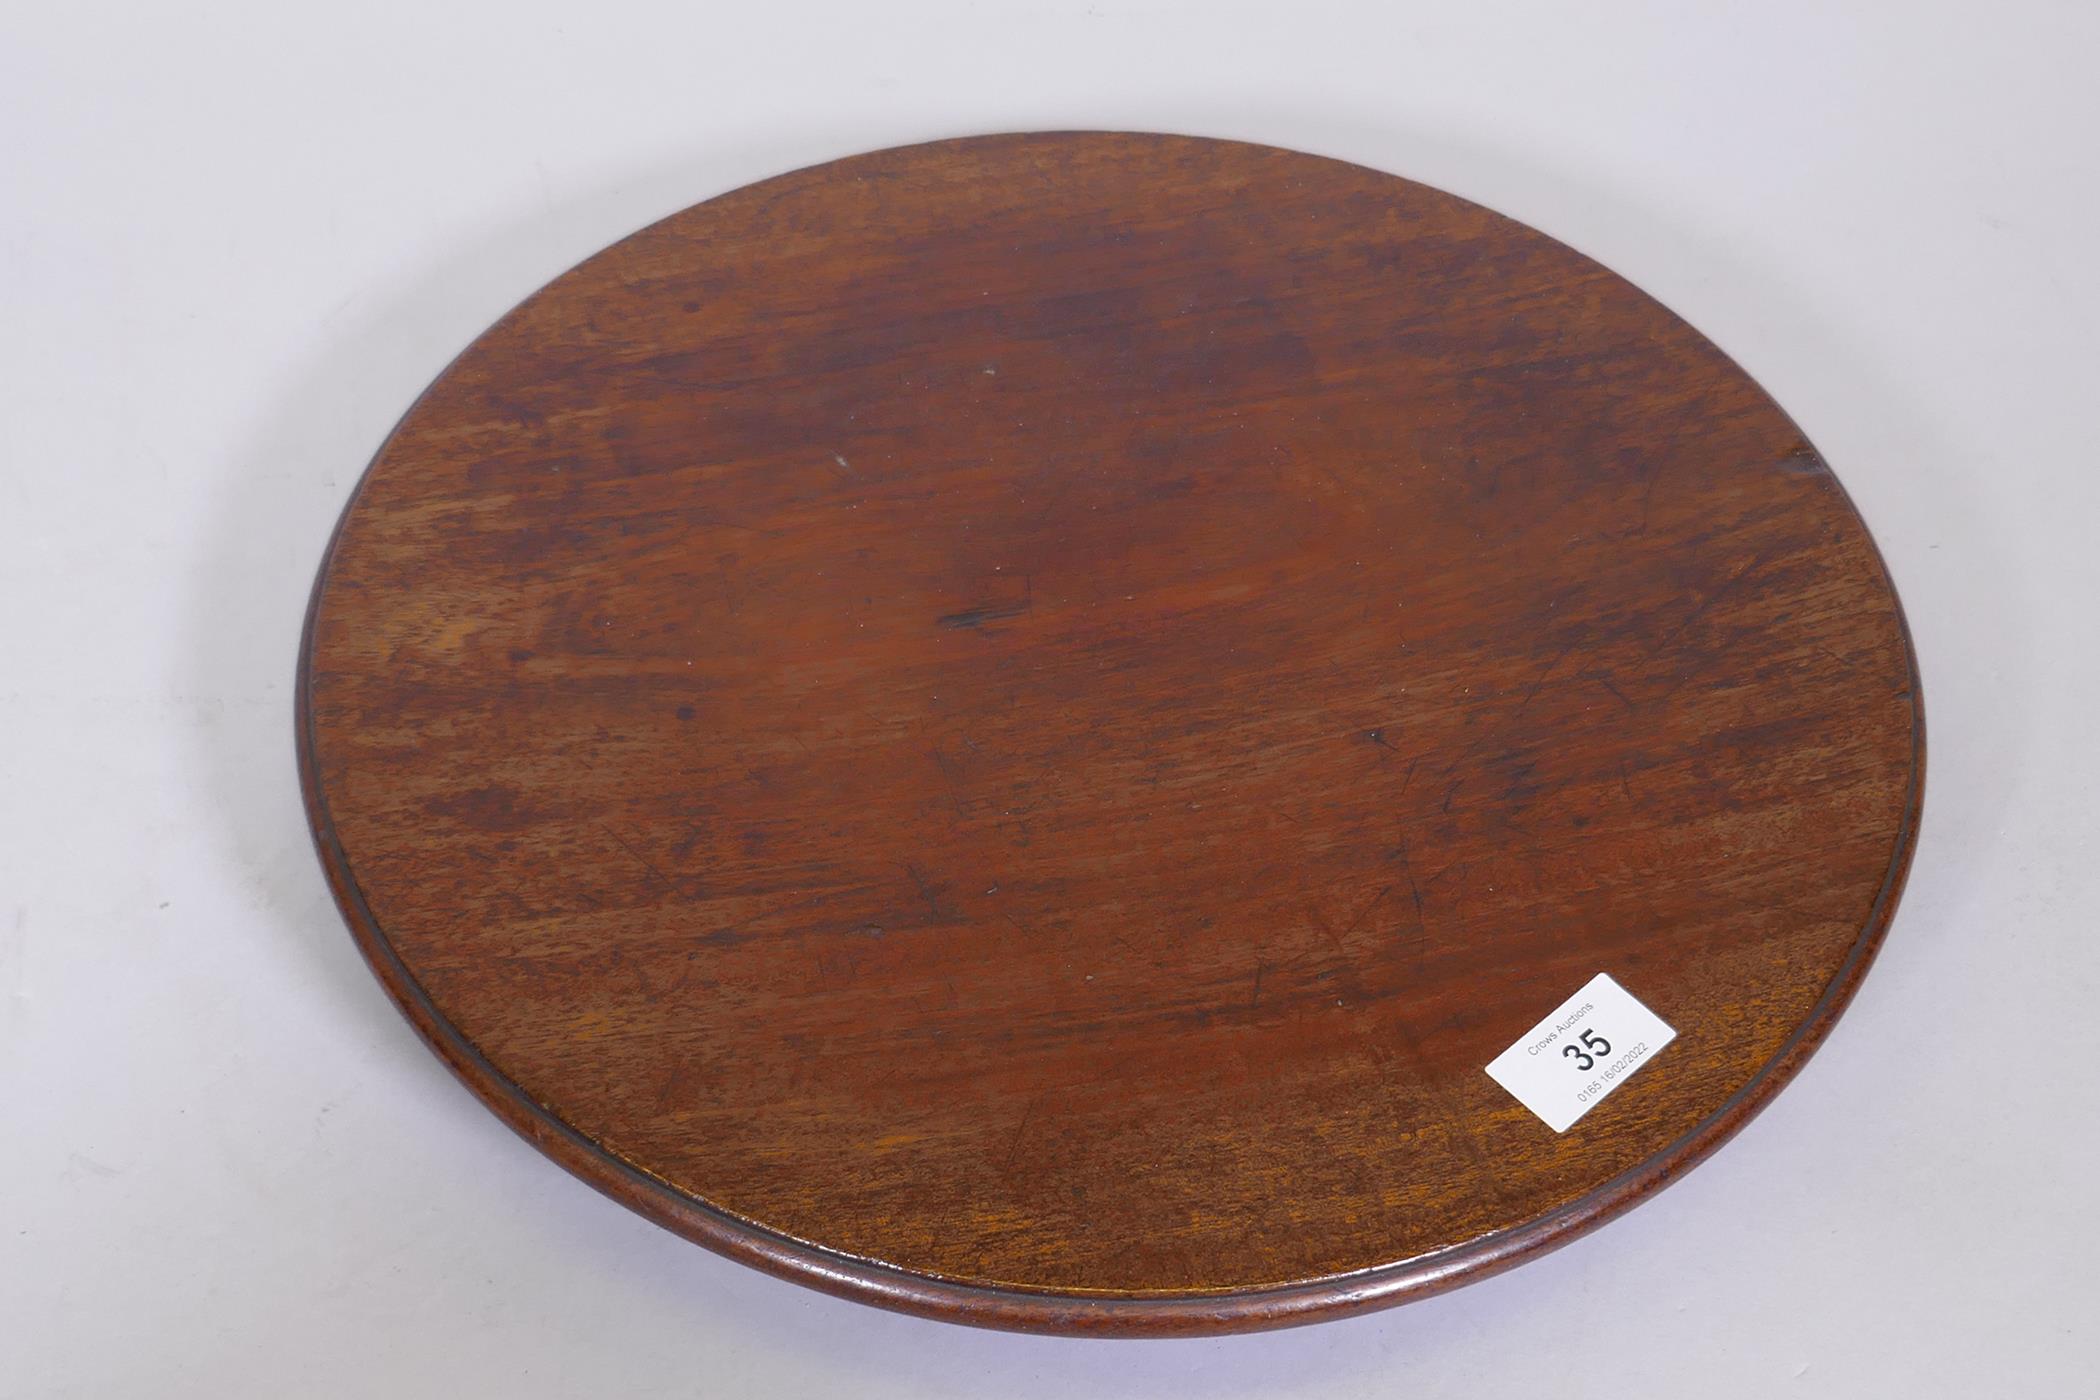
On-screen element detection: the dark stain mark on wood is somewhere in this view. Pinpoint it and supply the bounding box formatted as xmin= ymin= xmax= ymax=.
xmin=937 ymin=599 xmax=1032 ymax=629
xmin=902 ymin=861 xmax=948 ymax=922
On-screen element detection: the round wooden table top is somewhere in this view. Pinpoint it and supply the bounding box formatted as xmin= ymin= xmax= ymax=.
xmin=300 ymin=133 xmax=1922 ymax=1335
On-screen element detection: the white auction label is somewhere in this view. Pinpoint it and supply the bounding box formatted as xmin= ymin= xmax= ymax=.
xmin=1485 ymin=973 xmax=1677 ymax=1132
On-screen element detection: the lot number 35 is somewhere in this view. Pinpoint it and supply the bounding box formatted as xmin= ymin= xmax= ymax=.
xmin=1563 ymin=1029 xmax=1612 ymax=1071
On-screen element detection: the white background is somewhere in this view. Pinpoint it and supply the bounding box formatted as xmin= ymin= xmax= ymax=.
xmin=4 ymin=3 xmax=2096 ymax=1395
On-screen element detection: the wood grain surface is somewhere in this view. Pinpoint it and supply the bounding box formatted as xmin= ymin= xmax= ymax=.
xmin=299 ymin=132 xmax=1922 ymax=1334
